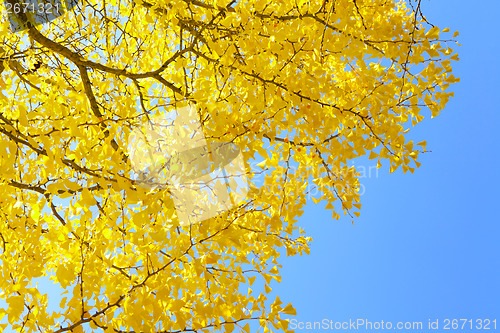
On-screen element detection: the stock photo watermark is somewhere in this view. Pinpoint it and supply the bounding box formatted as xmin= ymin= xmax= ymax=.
xmin=127 ymin=104 xmax=249 ymax=227
xmin=126 ymin=103 xmax=381 ymax=226
xmin=289 ymin=318 xmax=497 ymax=331
xmin=2 ymin=0 xmax=79 ymax=32
xmin=247 ymin=160 xmax=380 ymax=199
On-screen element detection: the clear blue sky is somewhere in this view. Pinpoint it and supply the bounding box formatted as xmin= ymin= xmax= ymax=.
xmin=271 ymin=0 xmax=500 ymax=332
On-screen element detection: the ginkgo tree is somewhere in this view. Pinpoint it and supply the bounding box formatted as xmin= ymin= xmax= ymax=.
xmin=0 ymin=0 xmax=458 ymax=331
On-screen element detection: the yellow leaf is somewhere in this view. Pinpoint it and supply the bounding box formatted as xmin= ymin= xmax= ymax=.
xmin=368 ymin=151 xmax=378 ymax=160
xmin=72 ymin=326 xmax=84 ymax=333
xmin=103 ymin=228 xmax=113 ymax=240
xmin=416 ymin=141 xmax=427 ymax=149
xmin=282 ymin=303 xmax=297 ymax=316
xmin=225 ymin=323 xmax=235 ymax=333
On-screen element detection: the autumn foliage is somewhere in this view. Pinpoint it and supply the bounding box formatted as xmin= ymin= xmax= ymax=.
xmin=0 ymin=0 xmax=458 ymax=331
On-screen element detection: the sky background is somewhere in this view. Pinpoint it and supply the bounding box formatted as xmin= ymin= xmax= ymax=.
xmin=1 ymin=0 xmax=499 ymax=332
xmin=270 ymin=0 xmax=500 ymax=332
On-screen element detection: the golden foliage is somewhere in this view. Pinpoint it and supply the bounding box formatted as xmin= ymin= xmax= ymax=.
xmin=0 ymin=0 xmax=458 ymax=331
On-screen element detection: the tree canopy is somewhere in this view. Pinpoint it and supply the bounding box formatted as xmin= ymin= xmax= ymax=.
xmin=0 ymin=0 xmax=458 ymax=331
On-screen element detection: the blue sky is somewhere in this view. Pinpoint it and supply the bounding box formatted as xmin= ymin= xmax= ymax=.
xmin=271 ymin=0 xmax=500 ymax=331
